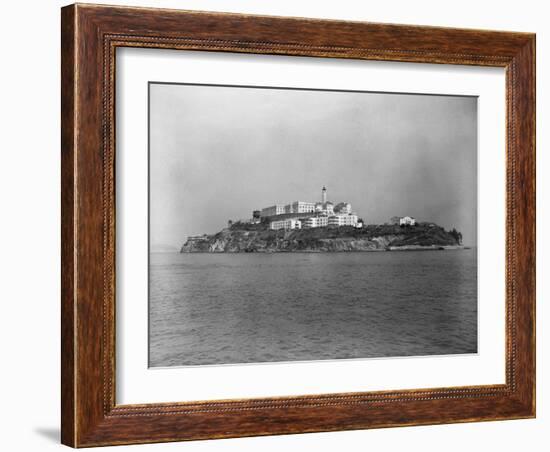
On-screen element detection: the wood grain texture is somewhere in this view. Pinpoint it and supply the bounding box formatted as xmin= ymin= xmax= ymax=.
xmin=60 ymin=5 xmax=76 ymax=447
xmin=61 ymin=3 xmax=536 ymax=447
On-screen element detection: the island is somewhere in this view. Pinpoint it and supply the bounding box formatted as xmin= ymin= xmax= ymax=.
xmin=180 ymin=186 xmax=464 ymax=253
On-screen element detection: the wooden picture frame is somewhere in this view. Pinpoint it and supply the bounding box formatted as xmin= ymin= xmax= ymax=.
xmin=61 ymin=3 xmax=535 ymax=447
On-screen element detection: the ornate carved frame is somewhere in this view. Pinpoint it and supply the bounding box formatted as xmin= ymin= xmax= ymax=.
xmin=61 ymin=3 xmax=535 ymax=447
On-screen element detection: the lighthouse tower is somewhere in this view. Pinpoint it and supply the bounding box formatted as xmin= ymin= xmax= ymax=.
xmin=322 ymin=186 xmax=327 ymax=204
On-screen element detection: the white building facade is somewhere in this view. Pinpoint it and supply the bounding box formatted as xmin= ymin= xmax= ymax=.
xmin=400 ymin=216 xmax=416 ymax=226
xmin=270 ymin=218 xmax=302 ymax=230
xmin=284 ymin=201 xmax=316 ymax=214
xmin=328 ymin=214 xmax=358 ymax=227
xmin=315 ymin=201 xmax=334 ymax=215
xmin=259 ymin=187 xmax=359 ymax=229
xmin=261 ymin=205 xmax=285 ymax=217
xmin=390 ymin=216 xmax=417 ymax=226
xmin=303 ymin=216 xmax=329 ymax=228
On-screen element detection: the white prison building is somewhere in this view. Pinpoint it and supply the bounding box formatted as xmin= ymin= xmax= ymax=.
xmin=284 ymin=201 xmax=316 ymax=214
xmin=303 ymin=216 xmax=329 ymax=228
xmin=259 ymin=187 xmax=355 ymax=226
xmin=270 ymin=218 xmax=302 ymax=230
xmin=261 ymin=205 xmax=285 ymax=217
xmin=328 ymin=214 xmax=358 ymax=227
xmin=315 ymin=201 xmax=334 ymax=215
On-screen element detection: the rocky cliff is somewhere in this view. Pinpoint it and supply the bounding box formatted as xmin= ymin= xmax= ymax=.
xmin=180 ymin=223 xmax=462 ymax=253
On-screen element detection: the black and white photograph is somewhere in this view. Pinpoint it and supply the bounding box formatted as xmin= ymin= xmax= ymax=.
xmin=2 ymin=0 xmax=542 ymax=450
xmin=148 ymin=82 xmax=478 ymax=367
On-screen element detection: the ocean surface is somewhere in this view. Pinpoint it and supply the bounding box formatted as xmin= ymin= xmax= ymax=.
xmin=149 ymin=250 xmax=477 ymax=367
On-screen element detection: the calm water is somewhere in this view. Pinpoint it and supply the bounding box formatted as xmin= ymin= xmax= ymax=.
xmin=149 ymin=250 xmax=477 ymax=367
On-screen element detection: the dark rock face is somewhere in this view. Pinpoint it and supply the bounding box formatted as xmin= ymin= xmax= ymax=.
xmin=180 ymin=223 xmax=462 ymax=253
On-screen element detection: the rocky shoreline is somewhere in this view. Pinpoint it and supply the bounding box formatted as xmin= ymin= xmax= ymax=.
xmin=181 ymin=223 xmax=463 ymax=253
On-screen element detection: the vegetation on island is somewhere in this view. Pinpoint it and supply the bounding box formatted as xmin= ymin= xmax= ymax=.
xmin=180 ymin=220 xmax=464 ymax=253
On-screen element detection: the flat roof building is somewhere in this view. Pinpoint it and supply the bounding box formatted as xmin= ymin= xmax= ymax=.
xmin=284 ymin=201 xmax=316 ymax=214
xmin=391 ymin=216 xmax=416 ymax=226
xmin=328 ymin=214 xmax=358 ymax=227
xmin=261 ymin=205 xmax=285 ymax=218
xmin=303 ymin=216 xmax=329 ymax=229
xmin=270 ymin=218 xmax=302 ymax=230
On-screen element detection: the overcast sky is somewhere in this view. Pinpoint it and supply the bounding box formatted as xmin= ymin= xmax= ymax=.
xmin=149 ymin=83 xmax=477 ymax=249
